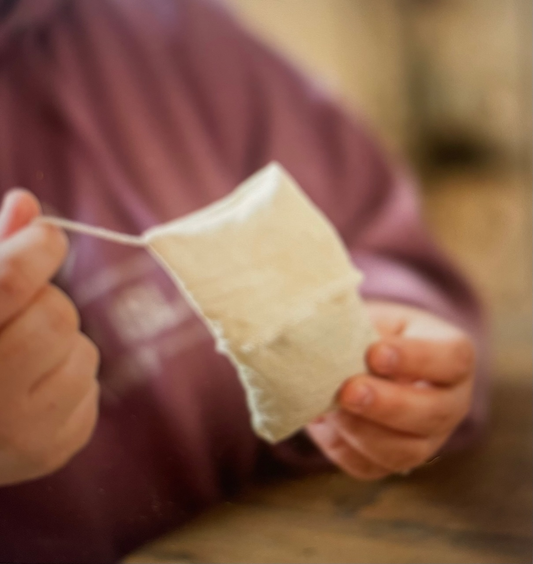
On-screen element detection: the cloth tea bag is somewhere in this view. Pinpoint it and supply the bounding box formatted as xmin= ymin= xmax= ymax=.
xmin=40 ymin=163 xmax=378 ymax=443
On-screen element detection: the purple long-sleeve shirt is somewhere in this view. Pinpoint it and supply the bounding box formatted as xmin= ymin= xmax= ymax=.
xmin=0 ymin=0 xmax=488 ymax=562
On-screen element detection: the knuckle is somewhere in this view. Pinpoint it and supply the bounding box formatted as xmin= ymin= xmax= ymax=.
xmin=42 ymin=286 xmax=80 ymax=335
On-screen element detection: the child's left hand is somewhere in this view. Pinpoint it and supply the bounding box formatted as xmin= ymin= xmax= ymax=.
xmin=306 ymin=301 xmax=476 ymax=480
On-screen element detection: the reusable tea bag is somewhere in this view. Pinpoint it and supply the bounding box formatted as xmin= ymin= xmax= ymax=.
xmin=41 ymin=163 xmax=377 ymax=443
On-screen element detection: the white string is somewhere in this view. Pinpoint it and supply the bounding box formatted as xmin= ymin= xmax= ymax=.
xmin=38 ymin=216 xmax=146 ymax=247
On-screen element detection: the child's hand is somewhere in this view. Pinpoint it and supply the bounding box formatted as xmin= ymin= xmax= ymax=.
xmin=307 ymin=301 xmax=475 ymax=480
xmin=0 ymin=190 xmax=100 ymax=486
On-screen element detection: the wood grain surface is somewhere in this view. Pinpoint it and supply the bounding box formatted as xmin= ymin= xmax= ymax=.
xmin=124 ymin=369 xmax=532 ymax=564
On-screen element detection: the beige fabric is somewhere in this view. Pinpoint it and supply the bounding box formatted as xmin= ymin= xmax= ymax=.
xmin=41 ymin=163 xmax=377 ymax=442
xmin=144 ymin=163 xmax=377 ymax=443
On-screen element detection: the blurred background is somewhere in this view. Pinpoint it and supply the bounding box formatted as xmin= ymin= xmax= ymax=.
xmin=228 ymin=0 xmax=532 ymax=379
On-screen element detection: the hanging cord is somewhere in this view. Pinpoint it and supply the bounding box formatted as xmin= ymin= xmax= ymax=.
xmin=38 ymin=216 xmax=146 ymax=248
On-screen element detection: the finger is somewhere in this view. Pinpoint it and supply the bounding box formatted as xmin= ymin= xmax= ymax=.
xmin=0 ymin=189 xmax=41 ymax=240
xmin=29 ymin=335 xmax=100 ymax=428
xmin=333 ymin=411 xmax=445 ymax=474
xmin=0 ymin=285 xmax=80 ymax=390
xmin=367 ymin=336 xmax=475 ymax=386
xmin=51 ymin=381 xmax=100 ymax=465
xmin=29 ymin=380 xmax=100 ymax=476
xmin=0 ymin=223 xmax=69 ymax=327
xmin=307 ymin=418 xmax=391 ymax=481
xmin=338 ymin=374 xmax=472 ymax=437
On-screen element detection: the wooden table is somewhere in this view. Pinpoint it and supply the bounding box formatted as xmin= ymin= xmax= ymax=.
xmin=125 ymin=369 xmax=532 ymax=564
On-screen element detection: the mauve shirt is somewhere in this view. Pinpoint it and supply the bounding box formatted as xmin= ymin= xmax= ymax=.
xmin=0 ymin=0 xmax=488 ymax=562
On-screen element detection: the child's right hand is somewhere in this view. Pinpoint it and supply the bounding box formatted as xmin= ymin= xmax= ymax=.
xmin=0 ymin=190 xmax=100 ymax=486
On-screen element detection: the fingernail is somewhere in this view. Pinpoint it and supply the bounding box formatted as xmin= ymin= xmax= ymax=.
xmin=345 ymin=384 xmax=373 ymax=412
xmin=373 ymin=344 xmax=399 ymax=375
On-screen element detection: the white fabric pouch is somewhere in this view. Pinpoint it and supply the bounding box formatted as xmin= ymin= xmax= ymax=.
xmin=41 ymin=163 xmax=378 ymax=443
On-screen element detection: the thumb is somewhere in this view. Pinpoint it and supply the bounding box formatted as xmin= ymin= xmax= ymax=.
xmin=0 ymin=189 xmax=42 ymax=241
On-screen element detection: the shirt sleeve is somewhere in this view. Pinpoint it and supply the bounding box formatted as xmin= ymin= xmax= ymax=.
xmin=179 ymin=0 xmax=490 ymax=464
